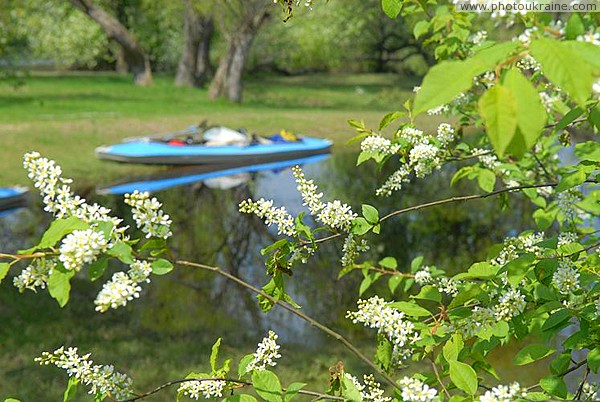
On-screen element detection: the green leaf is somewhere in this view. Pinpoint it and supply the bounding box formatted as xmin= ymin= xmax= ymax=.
xmin=151 ymin=258 xmax=173 ymax=275
xmin=449 ymin=360 xmax=478 ymax=395
xmin=540 ymin=376 xmax=568 ymax=398
xmin=505 ymin=254 xmax=535 ymax=287
xmin=261 ymin=239 xmax=288 ymax=256
xmin=0 ymin=262 xmax=10 ymax=284
xmin=565 ymin=13 xmax=585 ymax=40
xmin=87 ymin=256 xmax=108 ymax=282
xmin=477 ymin=169 xmax=496 ymax=192
xmin=555 ymin=107 xmax=584 ymax=132
xmin=413 ymin=21 xmax=429 ymax=39
xmin=556 ymin=169 xmax=588 ymax=192
xmin=223 ymin=395 xmax=258 ymax=402
xmin=443 ymin=333 xmax=464 ymax=362
xmin=575 ymin=141 xmax=600 ymax=162
xmin=379 ymin=257 xmax=397 ymax=270
xmin=375 ymin=335 xmax=392 ymax=370
xmin=238 ymin=354 xmax=254 ymax=377
xmin=503 ymin=68 xmax=547 ymax=155
xmin=379 ymin=111 xmax=404 ymax=131
xmin=362 ymin=204 xmax=379 ymax=224
xmin=284 ymin=382 xmax=306 ymax=402
xmin=21 ymin=216 xmax=89 ymax=254
xmin=530 ymin=38 xmax=593 ymax=107
xmin=533 ymin=209 xmax=556 ymax=231
xmin=542 ymin=308 xmax=572 ymax=332
xmin=252 ymin=370 xmax=283 ymax=402
xmin=389 ymin=301 xmax=431 ymax=317
xmin=4 ymin=399 xmax=22 ymax=402
xmin=550 ymin=353 xmax=571 ymax=375
xmin=107 ymin=242 xmax=134 ymax=264
xmin=565 ymin=40 xmax=600 ymax=72
xmin=479 ymin=85 xmax=518 ymax=157
xmin=514 ymin=344 xmax=555 ymax=365
xmin=48 ymin=264 xmax=75 ymax=308
xmin=210 ymin=338 xmax=222 ymax=372
xmin=351 ymin=217 xmax=373 ymax=236
xmin=381 ymin=0 xmax=402 ymax=18
xmin=341 ymin=374 xmax=363 ymax=402
xmin=63 ymin=377 xmax=79 ymax=402
xmin=388 ymin=275 xmax=403 ymax=294
xmin=587 ymin=347 xmax=600 ymax=373
xmin=413 ymin=285 xmax=441 ymax=303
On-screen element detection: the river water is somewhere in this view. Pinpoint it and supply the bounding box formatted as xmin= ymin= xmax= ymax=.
xmin=0 ymin=151 xmax=544 ymax=400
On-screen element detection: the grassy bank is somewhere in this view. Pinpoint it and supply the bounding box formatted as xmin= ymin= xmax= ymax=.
xmin=0 ymin=72 xmax=439 ymax=186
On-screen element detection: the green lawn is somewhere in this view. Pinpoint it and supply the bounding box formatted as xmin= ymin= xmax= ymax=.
xmin=0 ymin=72 xmax=440 ymax=186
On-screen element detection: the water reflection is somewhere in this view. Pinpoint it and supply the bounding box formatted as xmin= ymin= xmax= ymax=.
xmin=0 ymin=151 xmax=540 ymax=399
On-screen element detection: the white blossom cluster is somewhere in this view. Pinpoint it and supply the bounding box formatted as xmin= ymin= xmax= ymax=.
xmin=539 ymin=91 xmax=562 ymax=113
xmin=414 ymin=267 xmax=460 ymax=296
xmin=516 ymin=55 xmax=541 ymax=72
xmin=436 ymin=123 xmax=455 ymax=145
xmin=177 ymin=379 xmax=226 ymax=400
xmin=557 ymin=232 xmax=578 ymax=247
xmin=414 ymin=266 xmax=432 ymax=285
xmin=427 ymin=105 xmax=450 ymax=116
xmin=13 ymin=258 xmax=57 ymax=292
xmin=23 ymin=152 xmax=124 ymax=235
xmin=577 ymin=31 xmax=600 ymax=46
xmin=340 ymin=234 xmax=370 ymax=267
xmin=479 ymin=382 xmax=525 ymax=402
xmin=361 ymin=135 xmax=399 ymax=155
xmin=94 ymin=259 xmax=153 ymax=312
xmin=469 ymin=30 xmax=488 ymax=46
xmin=293 ymin=166 xmax=357 ymax=231
xmin=490 ymin=232 xmax=545 ymax=266
xmin=450 ymin=306 xmax=496 ymax=338
xmin=398 ymin=376 xmax=439 ymax=402
xmin=583 ymin=382 xmax=600 ymax=400
xmin=474 ymin=149 xmax=501 ymax=171
xmin=292 ymin=166 xmax=324 ymax=215
xmin=552 ymin=260 xmax=580 ymax=295
xmin=36 ymin=346 xmax=133 ymax=400
xmin=376 ymin=167 xmax=410 ymax=197
xmin=317 ymin=200 xmax=357 ymax=232
xmin=494 ymin=288 xmax=526 ymax=320
xmin=347 ymin=296 xmax=420 ymax=362
xmin=239 ymin=198 xmax=296 ymax=237
xmin=124 ymin=191 xmax=172 ymax=239
xmin=345 ymin=373 xmax=391 ymax=402
xmin=58 ymin=229 xmax=108 ymax=272
xmin=246 ymin=330 xmax=282 ymax=372
xmin=556 ymin=190 xmax=589 ymax=222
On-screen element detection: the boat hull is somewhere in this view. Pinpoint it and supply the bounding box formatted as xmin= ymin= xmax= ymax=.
xmin=96 ymin=137 xmax=333 ymax=165
xmin=0 ymin=187 xmax=28 ymax=211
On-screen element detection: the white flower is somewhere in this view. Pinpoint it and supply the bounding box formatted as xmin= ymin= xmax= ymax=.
xmin=436 ymin=123 xmax=455 ymax=145
xmin=582 ymin=382 xmax=600 ymax=401
xmin=399 ymin=127 xmax=427 ymax=145
xmin=246 ymin=330 xmax=282 ymax=372
xmin=450 ymin=306 xmax=496 ymax=338
xmin=360 ymin=136 xmax=400 ymax=155
xmin=124 ymin=191 xmax=172 ymax=239
xmin=413 ymin=86 xmax=421 ymax=93
xmin=347 ymin=296 xmax=420 ymax=362
xmin=239 ymin=198 xmax=296 ymax=237
xmin=409 ymin=143 xmax=441 ymax=178
xmin=398 ymin=377 xmax=438 ymax=402
xmin=414 ymin=267 xmax=432 ymax=285
xmin=36 ymin=347 xmax=133 ymax=400
xmin=427 ymin=105 xmax=449 ymax=116
xmin=376 ymin=167 xmax=410 ymax=197
xmin=178 ymin=379 xmax=226 ymax=400
xmin=577 ymin=31 xmax=600 ymax=46
xmin=317 ymin=200 xmax=357 ymax=232
xmin=345 ymin=373 xmax=391 ymax=402
xmin=341 ymin=234 xmax=369 ymax=267
xmin=13 ymin=258 xmax=56 ymax=292
xmin=59 ymin=229 xmax=108 ymax=272
xmin=479 ymin=382 xmax=525 ymax=402
xmin=470 ymin=30 xmax=488 ymax=46
xmin=516 ymin=55 xmax=541 ymax=72
xmin=94 ymin=272 xmax=142 ymax=312
xmin=292 ymin=166 xmax=325 ymax=215
xmin=552 ymin=260 xmax=580 ymax=295
xmin=128 ymin=259 xmax=153 ymax=283
xmin=557 ymin=232 xmax=578 ymax=247
xmin=494 ymin=288 xmax=526 ymax=320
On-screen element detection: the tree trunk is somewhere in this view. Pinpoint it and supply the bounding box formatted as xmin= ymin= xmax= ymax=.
xmin=70 ymin=0 xmax=152 ymax=86
xmin=114 ymin=45 xmax=128 ymax=74
xmin=175 ymin=0 xmax=206 ymax=87
xmin=208 ymin=8 xmax=268 ymax=103
xmin=195 ymin=18 xmax=214 ymax=81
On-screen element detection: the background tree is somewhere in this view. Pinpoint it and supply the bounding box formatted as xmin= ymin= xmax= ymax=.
xmin=208 ymin=0 xmax=271 ymax=102
xmin=175 ymin=0 xmax=214 ymax=87
xmin=69 ymin=0 xmax=153 ymax=85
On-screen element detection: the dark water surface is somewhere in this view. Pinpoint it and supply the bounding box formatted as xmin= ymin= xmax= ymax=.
xmin=0 ymin=152 xmax=540 ymax=400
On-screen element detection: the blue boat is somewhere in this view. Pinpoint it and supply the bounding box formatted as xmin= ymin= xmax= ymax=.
xmin=95 ymin=127 xmax=332 ymax=165
xmin=97 ymin=154 xmax=330 ymax=195
xmin=0 ymin=187 xmax=28 ymax=211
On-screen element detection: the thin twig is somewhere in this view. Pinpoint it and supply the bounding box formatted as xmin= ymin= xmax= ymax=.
xmin=431 ymin=359 xmax=451 ymax=399
xmin=174 ymin=259 xmax=400 ymax=391
xmin=121 ymin=377 xmax=345 ymax=402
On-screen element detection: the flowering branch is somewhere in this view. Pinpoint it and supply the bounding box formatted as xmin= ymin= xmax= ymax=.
xmin=173 ymin=259 xmax=401 ymax=391
xmin=121 ymin=377 xmax=346 ymax=402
